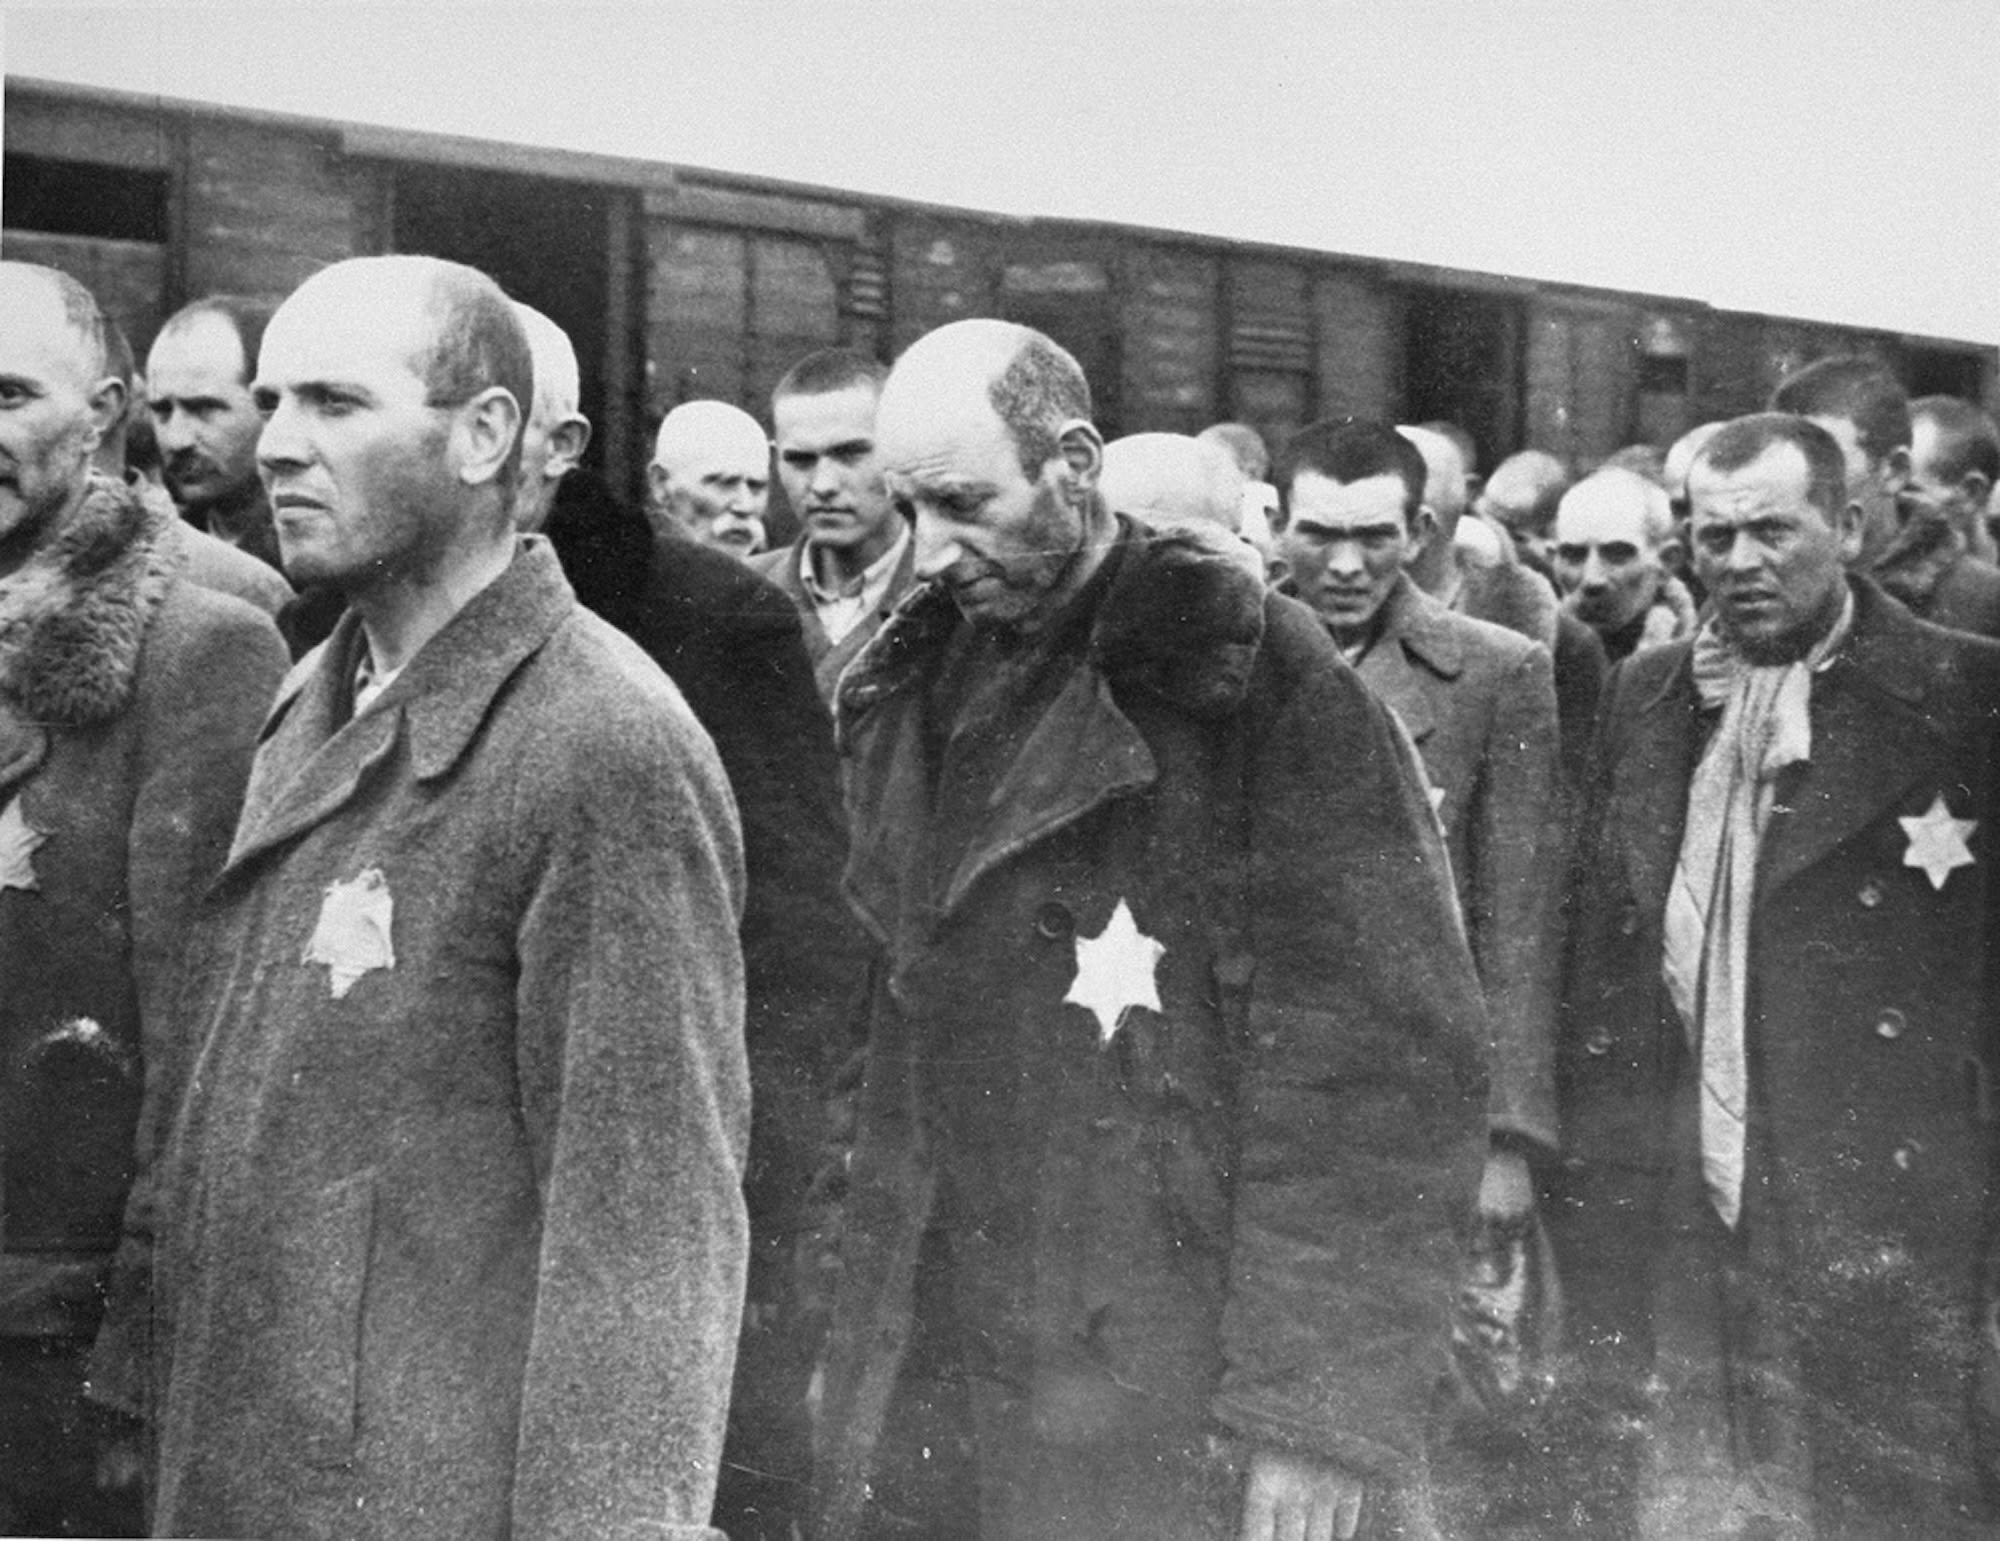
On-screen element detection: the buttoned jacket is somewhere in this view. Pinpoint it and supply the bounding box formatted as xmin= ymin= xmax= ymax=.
xmin=148 ymin=540 xmax=750 ymax=1541
xmin=1559 ymin=579 xmax=2000 ymax=1506
xmin=1354 ymin=574 xmax=1564 ymax=1148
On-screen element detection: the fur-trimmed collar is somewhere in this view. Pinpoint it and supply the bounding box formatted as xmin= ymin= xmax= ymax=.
xmin=837 ymin=517 xmax=1268 ymax=723
xmin=0 ymin=473 xmax=176 ymax=726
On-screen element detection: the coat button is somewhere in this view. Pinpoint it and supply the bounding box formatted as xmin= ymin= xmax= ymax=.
xmin=1875 ymin=1008 xmax=1907 ymax=1041
xmin=1034 ymin=902 xmax=1075 ymax=941
xmin=1584 ymin=1027 xmax=1613 ymax=1057
xmin=1858 ymin=881 xmax=1884 ymax=909
xmin=1893 ymin=1143 xmax=1920 ymax=1170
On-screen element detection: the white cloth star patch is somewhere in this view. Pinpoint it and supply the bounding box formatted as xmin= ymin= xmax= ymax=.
xmin=0 ymin=795 xmax=45 ymax=893
xmin=1063 ymin=897 xmax=1165 ymax=1047
xmin=1900 ymin=792 xmax=1977 ymax=892
xmin=304 ymin=868 xmax=396 ymax=998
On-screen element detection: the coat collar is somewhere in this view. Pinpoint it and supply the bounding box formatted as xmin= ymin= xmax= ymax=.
xmin=227 ymin=537 xmax=574 ymax=873
xmin=838 ymin=519 xmax=1264 ymax=931
xmin=837 ymin=517 xmax=1266 ymax=731
xmin=1377 ymin=574 xmax=1465 ymax=679
xmin=1619 ymin=578 xmax=1955 ymax=904
xmin=0 ymin=472 xmax=173 ymax=727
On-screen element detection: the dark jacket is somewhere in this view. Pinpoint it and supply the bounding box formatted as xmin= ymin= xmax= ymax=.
xmin=1354 ymin=575 xmax=1564 ymax=1149
xmin=815 ymin=521 xmax=1491 ymax=1537
xmin=545 ymin=473 xmax=871 ymax=1537
xmin=1558 ymin=579 xmax=2000 ymax=1523
xmin=150 ymin=540 xmax=750 ymax=1541
xmin=1456 ymin=557 xmax=1607 ymax=789
xmin=1873 ymin=500 xmax=2000 ymax=641
xmin=750 ymin=531 xmax=917 ymax=705
xmin=0 ymin=476 xmax=285 ymax=1338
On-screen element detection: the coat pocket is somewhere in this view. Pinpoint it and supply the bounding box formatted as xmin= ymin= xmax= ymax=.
xmin=281 ymin=1172 xmax=374 ymax=1470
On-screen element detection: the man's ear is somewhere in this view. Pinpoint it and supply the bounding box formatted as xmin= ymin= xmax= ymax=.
xmin=1054 ymin=418 xmax=1103 ymax=500
xmin=1657 ymin=536 xmax=1688 ymax=578
xmin=1961 ymin=469 xmax=1992 ymax=512
xmin=1882 ymin=445 xmax=1912 ymax=492
xmin=647 ymin=461 xmax=672 ymax=511
xmin=1835 ymin=495 xmax=1867 ymax=563
xmin=547 ymin=414 xmax=593 ymax=481
xmin=455 ymin=387 xmax=522 ymax=487
xmin=1407 ymin=504 xmax=1438 ymax=563
xmin=85 ymin=376 xmax=127 ymax=450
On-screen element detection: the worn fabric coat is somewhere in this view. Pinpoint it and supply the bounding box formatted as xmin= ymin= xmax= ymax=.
xmin=148 ymin=540 xmax=751 ymax=1541
xmin=815 ymin=520 xmax=1491 ymax=1538
xmin=1557 ymin=579 xmax=2000 ymax=1532
xmin=751 ymin=532 xmax=917 ymax=705
xmin=0 ymin=475 xmax=285 ymax=1338
xmin=1456 ymin=557 xmax=1607 ymax=790
xmin=1354 ymin=574 xmax=1564 ymax=1149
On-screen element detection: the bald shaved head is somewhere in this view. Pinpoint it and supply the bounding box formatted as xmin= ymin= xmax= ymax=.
xmin=1101 ymin=432 xmax=1244 ymax=532
xmin=512 ymin=303 xmax=591 ymax=532
xmin=881 ymin=319 xmax=1092 ymax=480
xmin=1397 ymin=425 xmax=1468 ymax=533
xmin=1664 ymin=421 xmax=1725 ymax=503
xmin=648 ymin=400 xmax=771 ymax=556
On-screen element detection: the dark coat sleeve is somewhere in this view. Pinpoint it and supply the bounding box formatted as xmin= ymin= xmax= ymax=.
xmin=1210 ymin=599 xmax=1490 ymax=1478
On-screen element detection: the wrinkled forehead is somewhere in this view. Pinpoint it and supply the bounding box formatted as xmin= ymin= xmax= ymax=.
xmin=259 ymin=281 xmax=433 ymax=389
xmin=875 ymin=372 xmax=1012 ymax=473
xmin=1558 ymin=484 xmax=1655 ymax=546
xmin=1688 ymin=442 xmax=1816 ymax=517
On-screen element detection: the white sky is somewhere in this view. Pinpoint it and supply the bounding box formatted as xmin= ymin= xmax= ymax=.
xmin=5 ymin=0 xmax=1997 ymax=344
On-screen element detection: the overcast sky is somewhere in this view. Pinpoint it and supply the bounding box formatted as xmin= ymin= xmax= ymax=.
xmin=6 ymin=0 xmax=1997 ymax=344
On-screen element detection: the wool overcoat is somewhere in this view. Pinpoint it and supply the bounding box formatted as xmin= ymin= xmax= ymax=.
xmin=148 ymin=540 xmax=751 ymax=1541
xmin=1353 ymin=574 xmax=1564 ymax=1149
xmin=815 ymin=522 xmax=1491 ymax=1537
xmin=1557 ymin=579 xmax=2000 ymax=1528
xmin=0 ymin=475 xmax=285 ymax=1336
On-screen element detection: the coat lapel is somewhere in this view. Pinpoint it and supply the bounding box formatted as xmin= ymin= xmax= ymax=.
xmin=224 ymin=539 xmax=574 ymax=876
xmin=1757 ymin=593 xmax=1940 ymax=900
xmin=940 ymin=665 xmax=1156 ymax=917
xmin=1611 ymin=652 xmax=1702 ymax=917
xmin=1353 ymin=579 xmax=1459 ymax=749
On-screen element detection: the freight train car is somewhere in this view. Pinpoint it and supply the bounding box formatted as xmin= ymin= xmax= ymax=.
xmin=7 ymin=75 xmax=1993 ymax=515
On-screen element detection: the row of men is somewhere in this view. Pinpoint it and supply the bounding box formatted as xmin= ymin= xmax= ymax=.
xmin=4 ymin=247 xmax=1998 ymax=1541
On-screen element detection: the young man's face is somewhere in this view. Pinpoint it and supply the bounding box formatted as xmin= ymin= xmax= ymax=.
xmin=774 ymin=383 xmax=898 ymax=556
xmin=1277 ymin=470 xmax=1419 ymax=647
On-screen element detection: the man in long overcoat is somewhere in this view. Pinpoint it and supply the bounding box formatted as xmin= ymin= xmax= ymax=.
xmin=145 ymin=257 xmax=750 ymax=1540
xmin=1558 ymin=412 xmax=2000 ymax=1537
xmin=814 ymin=319 xmax=1491 ymax=1541
xmin=0 ymin=262 xmax=287 ymax=1535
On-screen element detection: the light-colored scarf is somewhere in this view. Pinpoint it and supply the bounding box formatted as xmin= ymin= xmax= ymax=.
xmin=1661 ymin=592 xmax=1853 ymax=1228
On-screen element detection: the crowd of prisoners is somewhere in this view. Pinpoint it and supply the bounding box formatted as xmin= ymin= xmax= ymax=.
xmin=1 ymin=247 xmax=1997 ymax=1540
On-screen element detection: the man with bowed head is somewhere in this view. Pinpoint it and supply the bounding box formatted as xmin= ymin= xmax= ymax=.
xmin=814 ymin=319 xmax=1489 ymax=1541
xmin=142 ymin=256 xmax=750 ymax=1540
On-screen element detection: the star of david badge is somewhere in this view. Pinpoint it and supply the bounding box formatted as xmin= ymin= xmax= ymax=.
xmin=1899 ymin=792 xmax=1977 ymax=892
xmin=303 ymin=868 xmax=396 ymax=999
xmin=1063 ymin=897 xmax=1165 ymax=1047
xmin=0 ymin=795 xmax=45 ymax=893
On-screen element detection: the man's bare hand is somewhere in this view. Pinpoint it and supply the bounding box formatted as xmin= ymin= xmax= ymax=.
xmin=1239 ymin=1448 xmax=1365 ymax=1541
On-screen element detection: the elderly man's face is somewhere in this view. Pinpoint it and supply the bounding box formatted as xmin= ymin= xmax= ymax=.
xmin=1689 ymin=443 xmax=1857 ymax=664
xmin=147 ymin=313 xmax=265 ymax=517
xmin=1278 ymin=471 xmax=1418 ymax=647
xmin=659 ymin=447 xmax=768 ymax=557
xmin=1553 ymin=496 xmax=1665 ymax=635
xmin=253 ymin=282 xmax=463 ymax=591
xmin=0 ymin=279 xmax=104 ymax=551
xmin=881 ymin=388 xmax=1087 ymax=630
